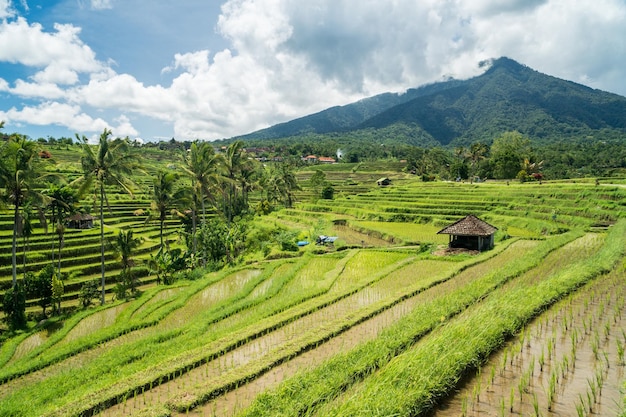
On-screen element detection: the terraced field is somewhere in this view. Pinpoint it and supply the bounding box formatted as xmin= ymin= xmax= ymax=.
xmin=1 ymin=169 xmax=626 ymax=416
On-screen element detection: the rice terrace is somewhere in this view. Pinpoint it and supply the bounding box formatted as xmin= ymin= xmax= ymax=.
xmin=1 ymin=135 xmax=626 ymax=417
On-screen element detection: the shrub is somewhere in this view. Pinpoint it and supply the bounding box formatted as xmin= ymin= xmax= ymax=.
xmin=321 ymin=185 xmax=335 ymax=199
xmin=79 ymin=280 xmax=100 ymax=308
xmin=2 ymin=284 xmax=27 ymax=330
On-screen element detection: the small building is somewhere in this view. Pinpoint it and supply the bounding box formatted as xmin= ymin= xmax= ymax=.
xmin=67 ymin=213 xmax=95 ymax=229
xmin=377 ymin=177 xmax=391 ymax=186
xmin=437 ymin=215 xmax=497 ymax=252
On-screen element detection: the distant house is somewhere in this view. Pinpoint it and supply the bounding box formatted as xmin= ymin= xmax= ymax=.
xmin=67 ymin=213 xmax=95 ymax=230
xmin=303 ymin=155 xmax=318 ymax=163
xmin=318 ymin=156 xmax=336 ymax=164
xmin=377 ymin=177 xmax=391 ymax=186
xmin=437 ymin=215 xmax=497 ymax=252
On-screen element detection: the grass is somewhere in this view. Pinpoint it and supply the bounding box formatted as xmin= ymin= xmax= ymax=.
xmin=2 ymin=171 xmax=626 ymax=416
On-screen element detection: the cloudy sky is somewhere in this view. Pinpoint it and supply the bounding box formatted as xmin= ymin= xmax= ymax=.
xmin=0 ymin=0 xmax=625 ymax=142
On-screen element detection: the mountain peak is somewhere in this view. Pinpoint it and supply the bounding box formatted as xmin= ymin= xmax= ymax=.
xmin=238 ymin=58 xmax=626 ymax=146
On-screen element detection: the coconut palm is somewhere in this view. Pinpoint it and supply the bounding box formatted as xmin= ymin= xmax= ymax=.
xmin=265 ymin=162 xmax=300 ymax=208
xmin=148 ymin=171 xmax=185 ymax=251
xmin=221 ymin=140 xmax=253 ymax=222
xmin=468 ymin=142 xmax=489 ymax=180
xmin=19 ymin=202 xmax=35 ymax=279
xmin=74 ymin=129 xmax=139 ymax=305
xmin=112 ymin=229 xmax=142 ymax=296
xmin=0 ymin=134 xmax=51 ymax=287
xmin=180 ymin=141 xmax=222 ymax=264
xmin=45 ymin=184 xmax=77 ymax=279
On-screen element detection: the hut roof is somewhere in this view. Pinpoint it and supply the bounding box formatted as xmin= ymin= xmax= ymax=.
xmin=437 ymin=215 xmax=497 ymax=237
xmin=68 ymin=213 xmax=95 ymax=221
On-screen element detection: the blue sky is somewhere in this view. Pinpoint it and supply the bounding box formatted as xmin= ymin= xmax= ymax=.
xmin=1 ymin=0 xmax=625 ymax=142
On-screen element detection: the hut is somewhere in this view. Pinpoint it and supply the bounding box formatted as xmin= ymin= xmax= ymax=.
xmin=377 ymin=177 xmax=391 ymax=186
xmin=67 ymin=213 xmax=95 ymax=229
xmin=437 ymin=215 xmax=497 ymax=252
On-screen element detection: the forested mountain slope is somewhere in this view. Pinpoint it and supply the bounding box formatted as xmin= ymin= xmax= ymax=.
xmin=239 ymin=57 xmax=626 ymax=146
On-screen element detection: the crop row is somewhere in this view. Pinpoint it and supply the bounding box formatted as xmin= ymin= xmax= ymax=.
xmin=299 ymin=222 xmax=625 ymax=416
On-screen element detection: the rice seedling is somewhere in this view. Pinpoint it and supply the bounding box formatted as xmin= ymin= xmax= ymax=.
xmin=532 ymin=393 xmax=540 ymax=417
xmin=617 ymin=339 xmax=625 ymax=365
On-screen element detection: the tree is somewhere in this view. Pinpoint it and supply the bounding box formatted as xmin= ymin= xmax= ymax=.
xmin=321 ymin=184 xmax=335 ymax=199
xmin=148 ymin=171 xmax=183 ymax=251
xmin=265 ymin=163 xmax=300 ymax=208
xmin=51 ymin=274 xmax=64 ymax=315
xmin=45 ymin=184 xmax=77 ymax=279
xmin=2 ymin=283 xmax=27 ymax=330
xmin=79 ymin=280 xmax=100 ymax=308
xmin=74 ymin=129 xmax=139 ymax=305
xmin=25 ymin=265 xmax=54 ymax=318
xmin=180 ymin=141 xmax=222 ymax=265
xmin=0 ymin=134 xmax=51 ymax=288
xmin=490 ymin=131 xmax=532 ymax=179
xmin=19 ymin=201 xmax=35 ymax=279
xmin=148 ymin=248 xmax=188 ymax=285
xmin=220 ymin=140 xmax=254 ymax=222
xmin=111 ymin=229 xmax=142 ymax=298
xmin=309 ymin=169 xmax=327 ymax=198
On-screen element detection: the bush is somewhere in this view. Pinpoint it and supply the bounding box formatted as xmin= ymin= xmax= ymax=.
xmin=321 ymin=185 xmax=335 ymax=199
xmin=79 ymin=280 xmax=100 ymax=308
xmin=2 ymin=284 xmax=27 ymax=331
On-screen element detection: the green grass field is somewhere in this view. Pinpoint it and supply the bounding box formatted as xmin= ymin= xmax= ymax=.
xmin=1 ymin=146 xmax=625 ymax=416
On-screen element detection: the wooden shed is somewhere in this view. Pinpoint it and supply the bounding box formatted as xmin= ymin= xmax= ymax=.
xmin=377 ymin=177 xmax=391 ymax=186
xmin=437 ymin=215 xmax=497 ymax=252
xmin=67 ymin=213 xmax=95 ymax=229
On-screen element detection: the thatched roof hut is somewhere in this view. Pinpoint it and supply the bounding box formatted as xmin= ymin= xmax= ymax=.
xmin=67 ymin=213 xmax=95 ymax=229
xmin=437 ymin=215 xmax=497 ymax=251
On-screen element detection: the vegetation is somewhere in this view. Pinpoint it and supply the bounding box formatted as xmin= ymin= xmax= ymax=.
xmin=0 ymin=119 xmax=626 ymax=416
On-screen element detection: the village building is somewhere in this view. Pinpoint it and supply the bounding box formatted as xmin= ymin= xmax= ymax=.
xmin=377 ymin=177 xmax=391 ymax=186
xmin=437 ymin=215 xmax=497 ymax=252
xmin=67 ymin=213 xmax=95 ymax=230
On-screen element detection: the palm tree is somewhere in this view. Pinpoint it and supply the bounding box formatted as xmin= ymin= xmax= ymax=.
xmin=112 ymin=229 xmax=142 ymax=296
xmin=266 ymin=163 xmax=300 ymax=208
xmin=221 ymin=140 xmax=250 ymax=222
xmin=19 ymin=202 xmax=35 ymax=279
xmin=45 ymin=184 xmax=77 ymax=279
xmin=0 ymin=134 xmax=50 ymax=287
xmin=180 ymin=141 xmax=221 ymax=264
xmin=468 ymin=142 xmax=489 ymax=180
xmin=149 ymin=171 xmax=183 ymax=251
xmin=74 ymin=129 xmax=138 ymax=305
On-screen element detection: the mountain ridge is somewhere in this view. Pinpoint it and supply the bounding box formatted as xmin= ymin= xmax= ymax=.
xmin=235 ymin=57 xmax=626 ymax=146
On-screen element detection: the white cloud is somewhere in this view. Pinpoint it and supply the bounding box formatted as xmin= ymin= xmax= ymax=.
xmin=1 ymin=0 xmax=625 ymax=140
xmin=91 ymin=0 xmax=113 ymax=10
xmin=0 ymin=18 xmax=102 ymax=71
xmin=0 ymin=100 xmax=138 ymax=139
xmin=0 ymin=0 xmax=14 ymax=19
xmin=0 ymin=102 xmax=110 ymax=132
xmin=10 ymin=79 xmax=66 ymax=99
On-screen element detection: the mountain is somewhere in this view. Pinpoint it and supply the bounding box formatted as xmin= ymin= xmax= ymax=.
xmin=238 ymin=57 xmax=626 ymax=146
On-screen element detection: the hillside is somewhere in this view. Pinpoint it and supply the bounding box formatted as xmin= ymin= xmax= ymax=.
xmin=1 ymin=175 xmax=625 ymax=417
xmin=238 ymin=57 xmax=626 ymax=146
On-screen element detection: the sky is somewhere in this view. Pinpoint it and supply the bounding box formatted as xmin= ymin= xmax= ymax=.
xmin=0 ymin=0 xmax=625 ymax=143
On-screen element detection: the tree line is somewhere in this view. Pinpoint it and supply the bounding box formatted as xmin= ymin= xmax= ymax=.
xmin=0 ymin=125 xmax=300 ymax=331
